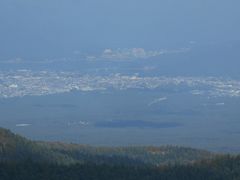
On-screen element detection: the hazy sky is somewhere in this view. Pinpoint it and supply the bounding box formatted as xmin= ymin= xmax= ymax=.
xmin=0 ymin=0 xmax=240 ymax=58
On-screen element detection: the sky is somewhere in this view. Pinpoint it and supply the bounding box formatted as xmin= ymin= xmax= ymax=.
xmin=0 ymin=0 xmax=240 ymax=58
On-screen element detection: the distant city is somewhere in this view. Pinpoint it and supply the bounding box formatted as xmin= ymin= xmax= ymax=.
xmin=0 ymin=70 xmax=240 ymax=98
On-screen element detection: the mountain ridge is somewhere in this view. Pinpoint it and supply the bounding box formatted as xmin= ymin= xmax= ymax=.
xmin=1 ymin=127 xmax=240 ymax=180
xmin=0 ymin=127 xmax=214 ymax=166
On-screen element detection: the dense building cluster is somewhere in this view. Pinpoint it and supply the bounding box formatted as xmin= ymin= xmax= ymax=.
xmin=0 ymin=70 xmax=240 ymax=98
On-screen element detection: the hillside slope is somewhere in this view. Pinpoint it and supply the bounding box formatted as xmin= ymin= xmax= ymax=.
xmin=1 ymin=127 xmax=240 ymax=180
xmin=0 ymin=127 xmax=213 ymax=165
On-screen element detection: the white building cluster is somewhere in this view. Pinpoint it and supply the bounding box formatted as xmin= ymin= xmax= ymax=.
xmin=0 ymin=70 xmax=240 ymax=98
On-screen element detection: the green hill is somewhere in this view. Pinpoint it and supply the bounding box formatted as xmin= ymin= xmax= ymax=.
xmin=1 ymin=127 xmax=240 ymax=180
xmin=0 ymin=127 xmax=213 ymax=166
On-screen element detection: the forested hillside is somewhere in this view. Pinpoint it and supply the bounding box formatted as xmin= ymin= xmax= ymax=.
xmin=1 ymin=155 xmax=240 ymax=180
xmin=1 ymin=127 xmax=240 ymax=180
xmin=0 ymin=127 xmax=213 ymax=166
